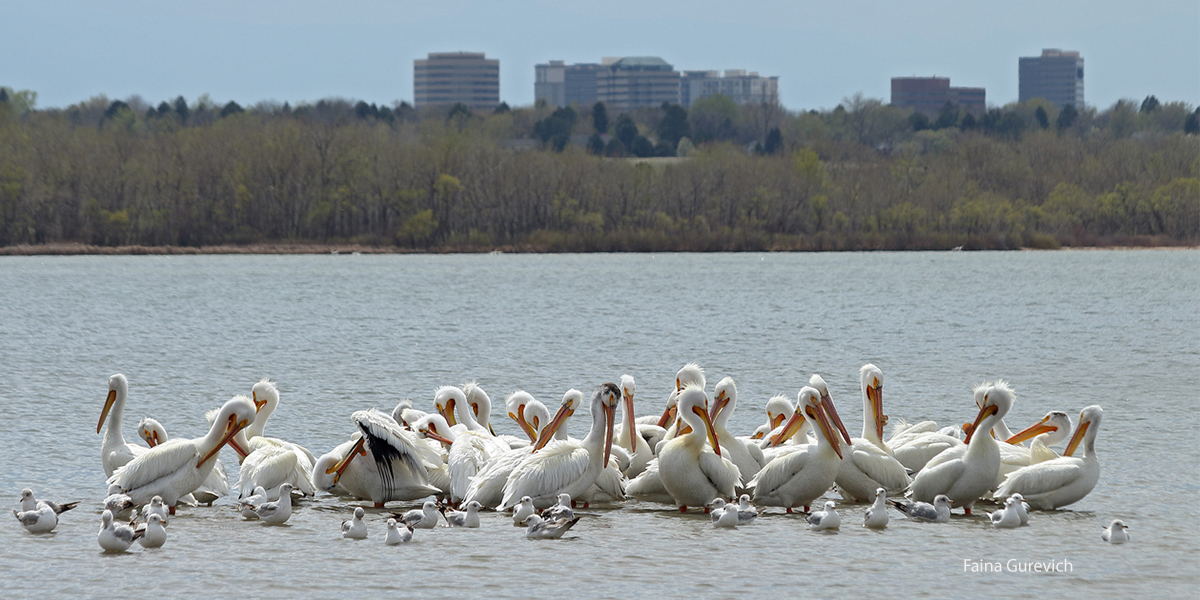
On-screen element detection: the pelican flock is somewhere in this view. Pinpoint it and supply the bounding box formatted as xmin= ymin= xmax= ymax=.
xmin=17 ymin=366 xmax=1118 ymax=554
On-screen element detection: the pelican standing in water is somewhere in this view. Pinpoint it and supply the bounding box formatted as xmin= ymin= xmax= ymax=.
xmin=232 ymin=380 xmax=318 ymax=499
xmin=311 ymin=409 xmax=443 ymax=507
xmin=498 ymin=383 xmax=620 ymax=510
xmin=747 ymin=386 xmax=849 ymax=513
xmin=615 ymin=375 xmax=654 ymax=478
xmin=708 ymin=377 xmax=766 ymax=485
xmin=995 ymin=405 xmax=1103 ymax=510
xmin=98 ymin=374 xmax=150 ymax=477
xmin=441 ymin=386 xmax=511 ymax=505
xmin=137 ymin=417 xmax=227 ymax=505
xmin=833 ymin=365 xmax=911 ymax=501
xmin=657 ymin=385 xmax=739 ymax=512
xmin=744 ymin=395 xmax=794 ymax=442
xmin=995 ymin=411 xmax=1074 ymax=486
xmin=908 ymin=382 xmax=1015 ymax=514
xmin=107 ymin=396 xmax=256 ymax=513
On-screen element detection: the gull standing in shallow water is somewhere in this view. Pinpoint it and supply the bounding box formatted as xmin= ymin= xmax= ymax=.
xmin=889 ymin=494 xmax=953 ymax=523
xmin=512 ymin=496 xmax=536 ymax=525
xmin=137 ymin=513 xmax=167 ymax=548
xmin=13 ymin=505 xmax=57 ymax=534
xmin=1102 ymin=519 xmax=1129 ymax=544
xmin=250 ymin=483 xmax=294 ymax=525
xmin=807 ymin=500 xmax=841 ymax=531
xmin=401 ymin=500 xmax=441 ymax=529
xmin=19 ymin=488 xmax=79 ymax=516
xmin=443 ymin=501 xmax=482 ymax=528
xmin=989 ymin=496 xmax=1022 ymax=529
xmin=710 ymin=501 xmax=739 ymax=528
xmin=385 ymin=518 xmax=414 ymax=544
xmin=523 ymin=514 xmax=580 ymax=539
xmin=864 ymin=488 xmax=889 ymax=528
xmin=98 ymin=509 xmax=140 ymax=552
xmin=342 ymin=507 xmax=368 ymax=539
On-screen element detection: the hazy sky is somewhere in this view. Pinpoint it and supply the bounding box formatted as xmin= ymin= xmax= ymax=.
xmin=5 ymin=0 xmax=1197 ymax=111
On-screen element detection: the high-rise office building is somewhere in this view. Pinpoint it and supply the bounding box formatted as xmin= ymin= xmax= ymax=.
xmin=535 ymin=61 xmax=605 ymax=107
xmin=891 ymin=77 xmax=986 ymax=115
xmin=681 ymin=70 xmax=779 ymax=107
xmin=413 ymin=52 xmax=500 ymax=111
xmin=595 ymin=57 xmax=680 ymax=111
xmin=1019 ymin=49 xmax=1084 ymax=108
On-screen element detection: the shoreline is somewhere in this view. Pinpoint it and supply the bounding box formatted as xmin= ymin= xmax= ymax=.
xmin=1 ymin=242 xmax=1196 ymax=256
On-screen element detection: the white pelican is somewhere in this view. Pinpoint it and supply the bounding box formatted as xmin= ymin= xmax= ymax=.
xmin=1103 ymin=519 xmax=1129 ymax=544
xmin=624 ymin=459 xmax=674 ymax=505
xmin=512 ymin=496 xmax=536 ymax=525
xmin=98 ymin=509 xmax=139 ymax=552
xmin=864 ymin=488 xmax=889 ymax=528
xmin=994 ymin=405 xmax=1103 ymax=510
xmin=746 ymin=395 xmax=794 ymax=441
xmin=908 ymin=382 xmax=1015 ymax=513
xmin=342 ymin=507 xmax=368 ymax=539
xmin=137 ymin=513 xmax=167 ymax=548
xmin=635 ymin=362 xmax=704 ymax=428
xmin=443 ymin=501 xmax=482 ymax=527
xmin=524 ymin=514 xmax=579 ymax=539
xmin=616 ymin=375 xmax=654 ymax=478
xmin=464 ymin=390 xmax=573 ymax=508
xmin=989 ymin=496 xmax=1021 ymax=529
xmin=108 ymin=395 xmax=256 ymax=513
xmin=708 ymin=377 xmax=766 ymax=485
xmin=250 ymin=483 xmax=294 ymax=524
xmin=400 ymin=500 xmax=440 ymax=529
xmin=890 ymin=494 xmax=952 ymax=522
xmin=232 ymin=380 xmax=318 ymax=499
xmin=711 ymin=502 xmax=739 ymax=528
xmin=462 ymin=382 xmax=501 ymax=437
xmin=889 ymin=382 xmax=996 ymax=473
xmin=13 ymin=506 xmax=57 ymax=533
xmin=440 ymin=386 xmax=511 ymax=504
xmin=392 ymin=399 xmax=426 ymax=430
xmin=385 ymin=518 xmax=414 ymax=544
xmin=99 ymin=374 xmax=151 ymax=477
xmin=541 ymin=494 xmax=574 ymax=522
xmin=833 ymin=365 xmax=911 ymax=501
xmin=137 ymin=417 xmax=228 ymax=505
xmin=311 ymin=409 xmax=443 ymax=507
xmin=657 ymin=385 xmax=739 ymax=511
xmin=747 ymin=386 xmax=847 ymax=513
xmin=807 ymin=500 xmax=840 ymax=530
xmin=409 ymin=414 xmax=461 ymax=501
xmin=995 ymin=411 xmax=1074 ymax=487
xmin=505 ymin=391 xmax=545 ymax=444
xmin=19 ymin=488 xmax=78 ymax=515
xmin=498 ymin=383 xmax=621 ymax=510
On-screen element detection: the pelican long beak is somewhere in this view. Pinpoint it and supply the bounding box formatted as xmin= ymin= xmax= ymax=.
xmin=327 ymin=437 xmax=368 ymax=484
xmin=656 ymin=404 xmax=677 ymax=428
xmin=770 ymin=413 xmax=786 ymax=430
xmin=867 ymin=382 xmax=885 ymax=441
xmin=750 ymin=430 xmax=764 ymax=440
xmin=770 ymin=411 xmax=806 ymax=447
xmin=623 ymin=389 xmax=638 ymax=453
xmin=693 ymin=405 xmax=721 ymax=457
xmin=603 ymin=400 xmax=617 ymax=465
xmin=708 ymin=391 xmax=730 ymax=421
xmin=228 ymin=435 xmax=249 ymax=459
xmin=198 ymin=414 xmax=250 ymax=468
xmin=438 ymin=399 xmax=459 ymax=427
xmin=149 ymin=430 xmax=160 ymax=448
xmin=422 ymin=428 xmax=454 ymax=446
xmin=1005 ymin=416 xmax=1058 ymax=445
xmin=820 ymin=391 xmax=852 ymax=445
xmin=810 ymin=402 xmax=843 ymax=459
xmin=251 ymin=390 xmax=268 ymax=412
xmin=1063 ymin=421 xmax=1090 ymax=457
xmin=965 ymin=403 xmax=999 ymax=444
xmin=533 ymin=404 xmax=574 ymax=452
xmin=98 ymin=389 xmax=116 ymax=434
xmin=512 ymin=406 xmax=538 ymax=443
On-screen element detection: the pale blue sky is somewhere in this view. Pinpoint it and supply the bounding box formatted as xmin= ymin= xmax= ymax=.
xmin=4 ymin=0 xmax=1197 ymax=111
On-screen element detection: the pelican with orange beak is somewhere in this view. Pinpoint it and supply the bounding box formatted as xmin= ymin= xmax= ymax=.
xmin=616 ymin=375 xmax=654 ymax=478
xmin=99 ymin=374 xmax=152 ymax=477
xmin=137 ymin=417 xmax=227 ymax=505
xmin=747 ymin=395 xmax=794 ymax=441
xmin=707 ymin=377 xmax=766 ymax=484
xmin=657 ymin=384 xmax=739 ymax=512
xmin=833 ymin=364 xmax=911 ymax=501
xmin=498 ymin=383 xmax=621 ymax=510
xmin=747 ymin=386 xmax=846 ymax=513
xmin=505 ymin=391 xmax=544 ymax=444
xmin=993 ymin=410 xmax=1074 ymax=487
xmin=229 ymin=379 xmax=318 ymax=499
xmin=107 ymin=395 xmax=256 ymax=514
xmin=995 ymin=405 xmax=1103 ymax=510
xmin=310 ymin=409 xmax=444 ymax=507
xmin=908 ymin=382 xmax=1015 ymax=514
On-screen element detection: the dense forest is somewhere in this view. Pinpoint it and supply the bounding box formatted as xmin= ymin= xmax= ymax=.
xmin=0 ymin=87 xmax=1196 ymax=251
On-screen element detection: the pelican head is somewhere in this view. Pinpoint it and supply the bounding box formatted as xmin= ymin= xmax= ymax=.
xmin=98 ymin=373 xmax=128 ymax=434
xmin=532 ymin=388 xmax=583 ymax=452
xmin=965 ymin=381 xmax=1014 ymax=444
xmin=710 ymin=377 xmax=737 ymax=423
xmin=769 ymin=389 xmax=812 ymax=447
xmin=137 ymin=417 xmax=167 ymax=448
xmin=506 ymin=391 xmax=539 ymax=442
xmin=392 ymin=398 xmax=414 ymax=427
xmin=250 ymin=378 xmax=279 ymax=416
xmin=1064 ymin=405 xmax=1103 ymax=457
xmin=677 ymin=384 xmax=721 ymax=457
xmin=859 ymin=364 xmax=887 ymax=441
xmin=433 ymin=386 xmax=467 ymax=428
xmin=808 ymin=374 xmax=852 ymax=445
xmin=462 ymin=381 xmax=494 ymax=435
xmin=753 ymin=394 xmax=793 ymax=439
xmin=412 ymin=414 xmax=456 ymax=446
xmin=657 ymin=389 xmax=679 ymax=428
xmin=1005 ymin=410 xmax=1073 ymax=445
xmin=197 ymin=396 xmax=257 ymax=468
xmin=596 ymin=382 xmax=622 ymax=464
xmin=676 ymin=362 xmax=705 ymax=392
xmin=620 ymin=374 xmax=637 ymax=452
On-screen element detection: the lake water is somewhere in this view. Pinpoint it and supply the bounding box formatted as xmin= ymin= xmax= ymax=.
xmin=2 ymin=251 xmax=1197 ymax=598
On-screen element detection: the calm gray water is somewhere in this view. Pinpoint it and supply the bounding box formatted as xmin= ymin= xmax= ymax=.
xmin=2 ymin=251 xmax=1197 ymax=598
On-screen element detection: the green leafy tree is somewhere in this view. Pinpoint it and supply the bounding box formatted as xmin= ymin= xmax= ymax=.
xmin=631 ymin=135 xmax=655 ymax=158
xmin=1035 ymin=106 xmax=1049 ymax=129
xmin=909 ymin=111 xmax=931 ymax=131
xmin=494 ymin=102 xmax=511 ymax=114
xmin=587 ymin=133 xmax=605 ymax=155
xmin=447 ymin=103 xmax=472 ymax=121
xmin=592 ymin=102 xmax=608 ymax=133
xmin=220 ymin=101 xmax=244 ymax=118
xmin=656 ymin=104 xmax=690 ymax=147
xmin=1140 ymin=95 xmax=1160 ymax=114
xmin=933 ymin=102 xmax=957 ymax=129
xmin=604 ymin=137 xmax=626 ymax=157
xmin=763 ymin=127 xmax=783 ymax=154
xmin=1056 ymin=104 xmax=1078 ymax=130
xmin=614 ymin=114 xmax=638 ymax=149
xmin=688 ymin=94 xmax=738 ymax=143
xmin=653 ymin=140 xmax=675 ymax=157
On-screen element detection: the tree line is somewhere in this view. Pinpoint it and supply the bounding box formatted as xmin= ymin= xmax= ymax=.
xmin=0 ymin=87 xmax=1195 ymax=251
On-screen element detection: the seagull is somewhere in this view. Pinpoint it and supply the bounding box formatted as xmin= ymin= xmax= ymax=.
xmin=238 ymin=486 xmax=268 ymax=519
xmin=98 ymin=509 xmax=141 ymax=552
xmin=889 ymin=494 xmax=952 ymax=523
xmin=990 ymin=496 xmax=1022 ymax=529
xmin=735 ymin=495 xmax=760 ymax=525
xmin=137 ymin=513 xmax=167 ymax=548
xmin=342 ymin=507 xmax=368 ymax=539
xmin=1102 ymin=519 xmax=1130 ymax=544
xmin=104 ymin=484 xmax=137 ymax=520
xmin=400 ymin=500 xmax=440 ymax=529
xmin=443 ymin=501 xmax=482 ymax=528
xmin=541 ymin=493 xmax=574 ymax=522
xmin=512 ymin=495 xmax=536 ymax=525
xmin=709 ymin=497 xmax=757 ymax=525
xmin=19 ymin=488 xmax=79 ymax=515
xmin=142 ymin=496 xmax=169 ymax=524
xmin=524 ymin=514 xmax=580 ymax=539
xmin=385 ymin=518 xmax=414 ymax=544
xmin=250 ymin=483 xmax=294 ymax=525
xmin=1009 ymin=493 xmax=1031 ymax=526
xmin=12 ymin=505 xmax=57 ymax=534
xmin=710 ymin=501 xmax=739 ymax=528
xmin=807 ymin=500 xmax=841 ymax=531
xmin=864 ymin=488 xmax=889 ymax=529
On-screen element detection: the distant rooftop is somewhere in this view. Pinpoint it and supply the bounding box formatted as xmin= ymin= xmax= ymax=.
xmin=608 ymin=56 xmax=674 ymax=71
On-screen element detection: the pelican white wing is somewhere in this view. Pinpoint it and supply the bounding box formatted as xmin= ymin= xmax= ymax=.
xmin=500 ymin=440 xmax=591 ymax=509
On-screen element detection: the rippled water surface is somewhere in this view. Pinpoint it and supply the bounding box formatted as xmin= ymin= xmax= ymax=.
xmin=2 ymin=251 xmax=1198 ymax=598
